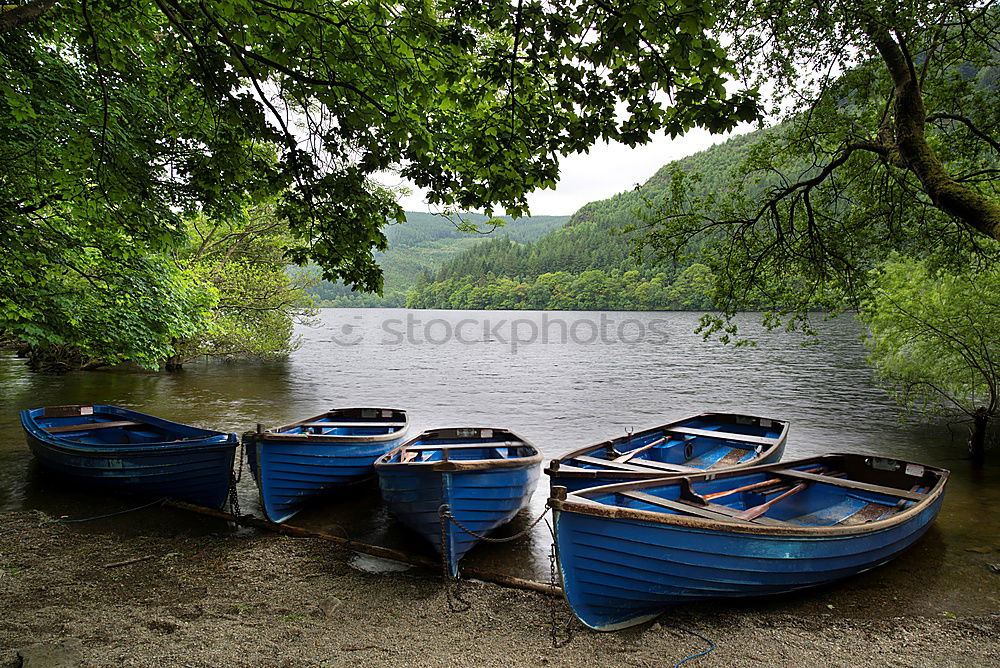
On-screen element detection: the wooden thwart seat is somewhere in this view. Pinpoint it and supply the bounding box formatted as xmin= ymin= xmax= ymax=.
xmin=628 ymin=459 xmax=702 ymax=474
xmin=775 ymin=469 xmax=926 ymax=501
xmin=403 ymin=442 xmax=525 ymax=451
xmin=620 ymin=490 xmax=787 ymax=526
xmin=44 ymin=420 xmax=143 ymax=434
xmin=668 ymin=427 xmax=777 ymax=446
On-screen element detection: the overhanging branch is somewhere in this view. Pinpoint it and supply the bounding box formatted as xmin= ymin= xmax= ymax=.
xmin=927 ymin=112 xmax=1000 ymax=154
xmin=0 ymin=0 xmax=55 ymax=33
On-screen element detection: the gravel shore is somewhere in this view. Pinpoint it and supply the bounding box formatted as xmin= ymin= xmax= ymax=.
xmin=1 ymin=508 xmax=996 ymax=667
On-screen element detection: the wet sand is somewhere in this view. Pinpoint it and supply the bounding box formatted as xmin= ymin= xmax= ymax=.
xmin=1 ymin=508 xmax=997 ymax=667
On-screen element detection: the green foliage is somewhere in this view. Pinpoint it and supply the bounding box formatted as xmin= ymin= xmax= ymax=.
xmin=407 ymin=265 xmax=717 ymax=311
xmin=0 ymin=201 xmax=316 ymax=370
xmin=382 ymin=213 xmax=569 ymax=248
xmin=639 ymin=3 xmax=1000 ymax=339
xmin=860 ymin=256 xmax=999 ymax=422
xmin=1 ymin=255 xmax=215 ymax=371
xmin=2 ymin=0 xmax=759 ymax=289
xmin=171 ymin=206 xmax=318 ymax=365
xmin=408 ymin=132 xmax=784 ymax=311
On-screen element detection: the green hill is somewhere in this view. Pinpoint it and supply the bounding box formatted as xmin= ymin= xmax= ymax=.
xmin=308 ymin=212 xmax=570 ymax=307
xmin=407 ymin=132 xmax=766 ymax=310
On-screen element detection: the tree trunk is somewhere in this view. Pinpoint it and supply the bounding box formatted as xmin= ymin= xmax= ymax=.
xmin=869 ymin=30 xmax=1000 ymax=241
xmin=0 ymin=0 xmax=56 ymax=33
xmin=969 ymin=410 xmax=988 ymax=467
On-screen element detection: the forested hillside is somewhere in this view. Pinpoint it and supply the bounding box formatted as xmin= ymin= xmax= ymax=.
xmin=407 ymin=132 xmax=765 ymax=310
xmin=308 ymin=213 xmax=569 ymax=306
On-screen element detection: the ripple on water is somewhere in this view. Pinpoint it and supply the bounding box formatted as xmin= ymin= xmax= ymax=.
xmin=1 ymin=310 xmax=996 ymax=615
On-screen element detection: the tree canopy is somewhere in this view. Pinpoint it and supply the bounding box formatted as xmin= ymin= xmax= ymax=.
xmin=640 ymin=1 xmax=1000 ymax=332
xmin=1 ymin=0 xmax=759 ymax=286
xmin=1 ymin=0 xmax=763 ymax=367
xmin=861 ymin=256 xmax=998 ymax=461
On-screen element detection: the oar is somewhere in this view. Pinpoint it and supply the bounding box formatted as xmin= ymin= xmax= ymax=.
xmin=613 ymin=436 xmax=669 ymax=463
xmin=702 ymin=466 xmax=828 ymax=501
xmin=735 ymin=482 xmax=808 ymax=520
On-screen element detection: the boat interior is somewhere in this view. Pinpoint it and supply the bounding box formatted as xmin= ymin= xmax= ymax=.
xmin=276 ymin=408 xmax=407 ymax=437
xmin=567 ymin=421 xmax=781 ymax=473
xmin=35 ymin=410 xmax=182 ymax=445
xmin=583 ymin=460 xmax=940 ymax=528
xmin=284 ymin=422 xmax=405 ymax=437
xmin=384 ymin=428 xmax=536 ymax=464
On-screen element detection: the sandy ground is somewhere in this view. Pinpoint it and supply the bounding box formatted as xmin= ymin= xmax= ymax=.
xmin=1 ymin=509 xmax=997 ymax=668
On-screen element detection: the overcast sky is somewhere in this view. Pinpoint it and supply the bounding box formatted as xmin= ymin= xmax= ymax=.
xmin=393 ymin=125 xmax=751 ymax=218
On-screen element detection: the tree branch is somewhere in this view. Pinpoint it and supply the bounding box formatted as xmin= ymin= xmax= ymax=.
xmin=868 ymin=27 xmax=1000 ymax=241
xmin=926 ymin=112 xmax=1000 ymax=154
xmin=0 ymin=0 xmax=55 ymax=33
xmin=81 ymin=0 xmax=110 ymax=180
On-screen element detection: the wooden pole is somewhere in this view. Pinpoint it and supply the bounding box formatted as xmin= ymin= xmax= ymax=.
xmin=164 ymin=500 xmax=561 ymax=597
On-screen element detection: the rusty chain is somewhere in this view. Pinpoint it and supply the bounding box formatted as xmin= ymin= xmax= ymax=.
xmin=546 ymin=522 xmax=573 ymax=648
xmin=438 ymin=503 xmax=551 ymax=543
xmin=227 ymin=439 xmax=245 ymax=520
xmin=438 ymin=506 xmax=472 ymax=612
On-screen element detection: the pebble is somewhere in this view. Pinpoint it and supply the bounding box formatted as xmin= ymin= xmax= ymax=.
xmin=14 ymin=639 xmax=82 ymax=668
xmin=315 ymin=596 xmax=343 ymax=618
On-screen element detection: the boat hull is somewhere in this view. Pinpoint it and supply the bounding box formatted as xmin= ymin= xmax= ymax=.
xmin=378 ymin=464 xmax=540 ymax=576
xmin=247 ymin=437 xmax=404 ymax=523
xmin=244 ymin=408 xmax=409 ymax=523
xmin=554 ymin=495 xmax=943 ymax=630
xmin=551 ymin=453 xmax=949 ymax=631
xmin=21 ymin=406 xmax=237 ymax=509
xmin=376 ymin=427 xmax=542 ymax=576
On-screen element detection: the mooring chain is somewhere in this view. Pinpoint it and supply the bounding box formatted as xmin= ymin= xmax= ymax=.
xmin=227 ymin=472 xmax=242 ymax=521
xmin=435 ymin=503 xmax=552 ymax=616
xmin=439 ymin=503 xmax=551 ymax=543
xmin=234 ymin=438 xmax=244 ymax=483
xmin=546 ymin=521 xmax=573 ymax=648
xmin=438 ymin=507 xmax=471 ymax=613
xmin=227 ymin=439 xmax=245 ymax=521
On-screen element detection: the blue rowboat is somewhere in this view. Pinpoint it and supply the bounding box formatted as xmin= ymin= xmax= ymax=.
xmin=546 ymin=412 xmax=788 ymax=492
xmin=244 ymin=408 xmax=409 ymax=523
xmin=375 ymin=427 xmax=542 ymax=577
xmin=551 ymin=453 xmax=948 ymax=631
xmin=20 ymin=404 xmax=238 ymax=509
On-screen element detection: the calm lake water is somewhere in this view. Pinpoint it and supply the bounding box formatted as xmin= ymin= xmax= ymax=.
xmin=1 ymin=309 xmax=997 ymax=617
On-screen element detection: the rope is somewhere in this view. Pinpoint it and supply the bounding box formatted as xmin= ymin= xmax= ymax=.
xmin=0 ymin=497 xmax=167 ymax=535
xmin=440 ymin=503 xmax=551 ymax=543
xmin=665 ymin=623 xmax=715 ymax=667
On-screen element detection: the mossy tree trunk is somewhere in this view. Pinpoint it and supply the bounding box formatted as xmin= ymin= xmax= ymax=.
xmin=869 ymin=28 xmax=1000 ymax=242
